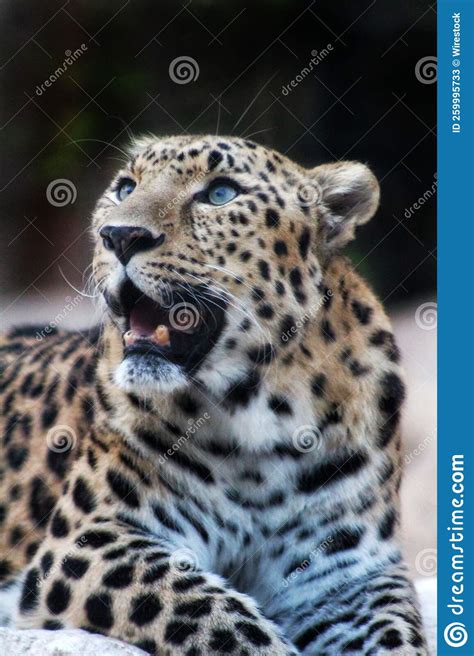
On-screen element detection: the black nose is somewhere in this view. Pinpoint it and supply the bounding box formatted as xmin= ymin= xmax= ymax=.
xmin=99 ymin=225 xmax=165 ymax=265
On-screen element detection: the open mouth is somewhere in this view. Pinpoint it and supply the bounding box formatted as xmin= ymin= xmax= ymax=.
xmin=105 ymin=278 xmax=227 ymax=373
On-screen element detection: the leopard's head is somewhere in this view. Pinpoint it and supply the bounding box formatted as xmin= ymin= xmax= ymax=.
xmin=92 ymin=135 xmax=379 ymax=403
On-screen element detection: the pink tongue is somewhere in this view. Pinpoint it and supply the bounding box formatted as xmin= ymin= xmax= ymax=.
xmin=130 ymin=304 xmax=158 ymax=336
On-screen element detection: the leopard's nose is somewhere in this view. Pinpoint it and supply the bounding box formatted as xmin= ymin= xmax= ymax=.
xmin=99 ymin=225 xmax=165 ymax=266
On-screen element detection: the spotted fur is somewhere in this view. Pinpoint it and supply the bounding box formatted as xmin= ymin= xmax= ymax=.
xmin=0 ymin=135 xmax=427 ymax=654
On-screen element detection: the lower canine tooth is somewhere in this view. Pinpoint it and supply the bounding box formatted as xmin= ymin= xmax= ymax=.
xmin=123 ymin=330 xmax=135 ymax=346
xmin=154 ymin=324 xmax=170 ymax=347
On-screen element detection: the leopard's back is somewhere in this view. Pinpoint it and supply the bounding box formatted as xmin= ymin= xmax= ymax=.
xmin=0 ymin=325 xmax=102 ymax=582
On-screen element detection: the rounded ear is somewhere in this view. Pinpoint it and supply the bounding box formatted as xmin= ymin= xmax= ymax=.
xmin=309 ymin=161 xmax=380 ymax=249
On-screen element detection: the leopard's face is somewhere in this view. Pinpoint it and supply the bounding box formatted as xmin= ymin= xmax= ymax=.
xmin=91 ymin=135 xmax=379 ymax=399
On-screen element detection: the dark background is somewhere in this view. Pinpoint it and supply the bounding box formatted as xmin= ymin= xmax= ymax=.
xmin=0 ymin=0 xmax=436 ymax=318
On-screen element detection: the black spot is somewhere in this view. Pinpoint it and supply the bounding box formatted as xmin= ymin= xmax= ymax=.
xmin=298 ymin=227 xmax=311 ymax=259
xmin=47 ymin=449 xmax=70 ymax=480
xmin=265 ymin=208 xmax=280 ymax=228
xmin=29 ymin=477 xmax=56 ymax=528
xmin=0 ymin=559 xmax=12 ymax=582
xmin=225 ymin=371 xmax=261 ymax=408
xmin=134 ymin=639 xmax=157 ymax=655
xmin=72 ymin=477 xmax=96 ymax=514
xmin=50 ymin=510 xmax=69 ymax=537
xmin=224 ymin=598 xmax=255 ymax=618
xmin=165 ymin=619 xmax=199 ymax=645
xmin=289 ymin=267 xmax=303 ymax=288
xmin=320 ymin=319 xmax=336 ymax=342
xmin=85 ymin=592 xmax=114 ymax=629
xmin=257 ymin=303 xmax=275 ymax=319
xmin=106 ymin=470 xmax=140 ymax=508
xmin=379 ymin=629 xmax=403 ymax=648
xmin=379 ymin=372 xmax=405 ymax=416
xmin=130 ymin=593 xmax=162 ymax=626
xmin=247 ymin=343 xmax=274 ymax=365
xmin=41 ymin=403 xmax=58 ymax=429
xmin=297 ymin=450 xmax=368 ymax=494
xmin=274 ymin=240 xmax=288 ymax=256
xmin=175 ymin=393 xmax=200 ymax=415
xmin=258 ymin=260 xmax=270 ymax=281
xmin=103 ymin=563 xmax=135 ymax=588
xmin=369 ymin=330 xmax=400 ymax=363
xmin=152 ymin=503 xmax=184 ymax=534
xmin=351 ymin=299 xmax=373 ymax=325
xmin=311 ymin=373 xmax=326 ymax=397
xmin=209 ymin=628 xmax=237 ymax=652
xmin=142 ymin=563 xmax=170 ymax=584
xmin=378 ymin=509 xmax=397 ymax=540
xmin=47 ymin=580 xmax=71 ymax=614
xmin=6 ymin=445 xmax=28 ymax=470
xmin=172 ymin=574 xmax=206 ymax=593
xmin=268 ymin=395 xmax=292 ymax=415
xmin=81 ymin=530 xmax=117 ymax=548
xmin=40 ymin=551 xmax=54 ymax=577
xmin=235 ymin=621 xmax=271 ymax=646
xmin=279 ymin=314 xmax=296 ymax=345
xmin=62 ymin=556 xmax=90 ymax=579
xmin=20 ymin=568 xmax=40 ymax=613
xmin=325 ymin=527 xmax=363 ymax=554
xmin=175 ymin=597 xmax=213 ymax=618
xmin=208 ymin=150 xmax=223 ymax=171
xmin=43 ymin=620 xmax=63 ymax=630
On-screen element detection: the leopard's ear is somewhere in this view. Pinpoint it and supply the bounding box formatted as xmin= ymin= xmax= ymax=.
xmin=308 ymin=161 xmax=380 ymax=249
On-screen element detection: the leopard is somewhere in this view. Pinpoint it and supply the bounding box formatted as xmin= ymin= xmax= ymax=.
xmin=0 ymin=134 xmax=428 ymax=655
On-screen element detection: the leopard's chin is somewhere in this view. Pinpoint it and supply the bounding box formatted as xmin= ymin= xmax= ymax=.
xmin=114 ymin=354 xmax=188 ymax=395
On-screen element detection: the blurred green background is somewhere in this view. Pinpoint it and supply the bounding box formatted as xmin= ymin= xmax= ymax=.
xmin=0 ymin=0 xmax=436 ymax=314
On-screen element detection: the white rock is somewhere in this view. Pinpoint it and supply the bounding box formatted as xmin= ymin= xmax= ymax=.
xmin=0 ymin=627 xmax=146 ymax=656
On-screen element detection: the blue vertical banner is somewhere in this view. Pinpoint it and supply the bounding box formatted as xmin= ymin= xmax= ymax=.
xmin=438 ymin=1 xmax=474 ymax=654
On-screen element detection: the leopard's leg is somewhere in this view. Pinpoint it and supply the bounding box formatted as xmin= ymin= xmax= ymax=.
xmin=16 ymin=518 xmax=298 ymax=656
xmin=266 ymin=557 xmax=427 ymax=655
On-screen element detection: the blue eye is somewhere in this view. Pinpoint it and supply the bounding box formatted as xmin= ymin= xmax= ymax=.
xmin=207 ymin=183 xmax=238 ymax=206
xmin=116 ymin=178 xmax=136 ymax=202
